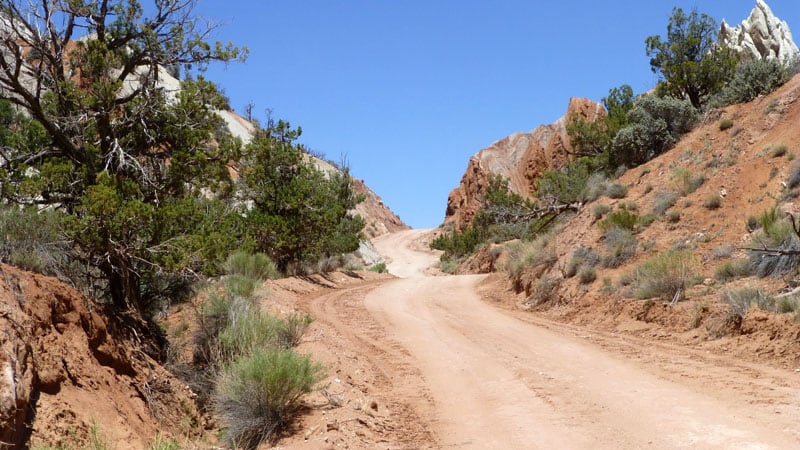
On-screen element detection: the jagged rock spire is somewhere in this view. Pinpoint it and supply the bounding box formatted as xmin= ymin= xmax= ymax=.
xmin=719 ymin=0 xmax=799 ymax=62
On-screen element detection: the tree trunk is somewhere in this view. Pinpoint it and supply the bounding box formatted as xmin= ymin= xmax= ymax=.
xmin=106 ymin=256 xmax=141 ymax=311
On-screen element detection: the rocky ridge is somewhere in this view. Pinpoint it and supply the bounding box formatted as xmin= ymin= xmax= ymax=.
xmin=719 ymin=0 xmax=799 ymax=63
xmin=445 ymin=97 xmax=604 ymax=228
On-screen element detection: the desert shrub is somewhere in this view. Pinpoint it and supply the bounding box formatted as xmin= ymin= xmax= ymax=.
xmin=777 ymin=296 xmax=800 ymax=313
xmin=582 ymin=173 xmax=612 ymax=201
xmin=526 ymin=276 xmax=562 ymax=306
xmin=609 ymin=95 xmax=698 ymax=167
xmin=274 ymin=313 xmax=314 ymax=348
xmin=505 ymin=236 xmax=558 ymax=278
xmin=439 ymin=259 xmax=458 ymax=273
xmin=758 ymin=207 xmax=780 ymax=234
xmin=710 ymin=244 xmax=734 ymax=260
xmin=665 ymin=210 xmax=681 ymax=223
xmin=592 ymin=203 xmax=612 ymax=219
xmin=430 ymin=224 xmax=486 ymax=261
xmin=313 ymin=255 xmax=345 ymax=274
xmin=632 ymin=250 xmax=697 ymax=301
xmin=673 ymin=168 xmax=705 ymax=195
xmin=0 ymin=205 xmax=81 ymax=279
xmin=536 ymin=157 xmax=595 ymax=204
xmin=719 ymin=119 xmax=733 ymax=131
xmin=148 ymin=435 xmax=181 ymax=450
xmin=369 ymin=262 xmax=387 ymax=273
xmin=639 ymin=213 xmax=656 ymax=227
xmin=787 ymin=163 xmax=800 ymax=189
xmin=720 ymin=287 xmax=774 ymax=320
xmin=710 ymin=58 xmax=790 ymax=107
xmin=566 ymin=246 xmax=601 ymax=277
xmin=606 ymin=183 xmax=628 ymax=199
xmin=219 ymin=307 xmax=284 ymax=361
xmin=713 ymin=259 xmax=751 ymax=282
xmin=224 ymin=251 xmax=279 ymax=280
xmin=578 ymin=266 xmax=597 ymax=284
xmin=748 ymin=225 xmax=800 ymax=278
xmin=652 ymin=190 xmax=679 ymax=216
xmin=746 ymin=215 xmax=760 ymax=231
xmin=601 ymin=227 xmax=637 ymax=268
xmin=599 ymin=209 xmax=640 ymax=232
xmin=768 ymin=144 xmax=788 ymax=158
xmin=224 ymin=274 xmax=260 ymax=299
xmin=702 ymin=195 xmax=722 ymax=209
xmin=215 ymin=349 xmax=324 ymax=449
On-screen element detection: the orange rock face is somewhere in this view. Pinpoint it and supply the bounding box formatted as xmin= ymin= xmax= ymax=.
xmin=445 ymin=98 xmax=604 ymax=229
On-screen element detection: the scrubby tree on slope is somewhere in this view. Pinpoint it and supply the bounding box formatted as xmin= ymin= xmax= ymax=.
xmin=646 ymin=7 xmax=737 ymax=108
xmin=0 ymin=0 xmax=248 ymax=310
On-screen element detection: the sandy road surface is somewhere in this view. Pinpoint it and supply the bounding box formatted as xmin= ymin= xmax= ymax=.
xmin=308 ymin=229 xmax=800 ymax=449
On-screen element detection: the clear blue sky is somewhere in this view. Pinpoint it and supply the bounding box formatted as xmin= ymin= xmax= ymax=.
xmin=193 ymin=1 xmax=799 ymax=229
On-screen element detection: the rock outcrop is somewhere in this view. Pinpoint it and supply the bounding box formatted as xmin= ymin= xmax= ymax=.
xmin=0 ymin=265 xmax=199 ymax=449
xmin=445 ymin=98 xmax=604 ymax=229
xmin=719 ymin=0 xmax=799 ymax=63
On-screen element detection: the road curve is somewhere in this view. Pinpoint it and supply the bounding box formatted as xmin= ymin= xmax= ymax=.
xmin=366 ymin=229 xmax=800 ymax=449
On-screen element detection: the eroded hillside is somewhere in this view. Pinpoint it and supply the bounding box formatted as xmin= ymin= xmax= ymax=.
xmin=472 ymin=73 xmax=800 ymax=368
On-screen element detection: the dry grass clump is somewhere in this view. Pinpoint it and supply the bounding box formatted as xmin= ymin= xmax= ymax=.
xmin=720 ymin=287 xmax=774 ymax=321
xmin=215 ymin=349 xmax=324 ymax=449
xmin=673 ymin=168 xmax=705 ymax=196
xmin=702 ymin=195 xmax=722 ymax=210
xmin=526 ymin=276 xmax=562 ymax=307
xmin=505 ymin=232 xmax=557 ymax=277
xmin=565 ymin=246 xmax=601 ymax=278
xmin=713 ymin=259 xmax=752 ymax=282
xmin=601 ymin=227 xmax=637 ymax=268
xmin=652 ymin=190 xmax=679 ymax=216
xmin=630 ymin=250 xmax=697 ymax=302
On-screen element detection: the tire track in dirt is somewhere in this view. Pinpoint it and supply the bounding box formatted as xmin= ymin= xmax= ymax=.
xmin=360 ymin=229 xmax=800 ymax=449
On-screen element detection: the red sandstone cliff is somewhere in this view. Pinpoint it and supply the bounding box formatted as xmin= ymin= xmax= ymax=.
xmin=445 ymin=98 xmax=604 ymax=228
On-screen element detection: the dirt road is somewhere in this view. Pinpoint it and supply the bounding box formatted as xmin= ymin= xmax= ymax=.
xmin=307 ymin=229 xmax=800 ymax=449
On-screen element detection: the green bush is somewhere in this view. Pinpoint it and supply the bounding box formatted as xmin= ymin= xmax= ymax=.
xmin=224 ymin=274 xmax=260 ymax=299
xmin=224 ymin=251 xmax=279 ymax=280
xmin=606 ymin=183 xmax=628 ymax=199
xmin=215 ymin=349 xmax=324 ymax=449
xmin=369 ymin=262 xmax=387 ymax=273
xmin=719 ymin=119 xmax=733 ymax=131
xmin=702 ymin=195 xmax=722 ymax=209
xmin=632 ymin=250 xmax=697 ymax=301
xmin=148 ymin=435 xmax=181 ymax=450
xmin=711 ymin=58 xmax=790 ymax=107
xmin=673 ymin=168 xmax=705 ymax=195
xmin=578 ymin=266 xmax=597 ymax=284
xmin=601 ymin=227 xmax=637 ymax=268
xmin=430 ymin=225 xmax=485 ymax=261
xmin=777 ymin=296 xmax=799 ymax=313
xmin=536 ymin=157 xmax=594 ymax=204
xmin=599 ymin=209 xmax=640 ymax=232
xmin=714 ymin=259 xmax=752 ymax=282
xmin=769 ymin=144 xmax=788 ymax=158
xmin=219 ymin=307 xmax=284 ymax=361
xmin=592 ymin=203 xmax=612 ymax=219
xmin=666 ymin=210 xmax=681 ymax=223
xmin=0 ymin=205 xmax=78 ymax=279
xmin=566 ymin=246 xmax=601 ymax=277
xmin=609 ymin=95 xmax=698 ymax=167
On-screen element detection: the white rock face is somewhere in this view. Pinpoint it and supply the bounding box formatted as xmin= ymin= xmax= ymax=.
xmin=719 ymin=0 xmax=799 ymax=62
